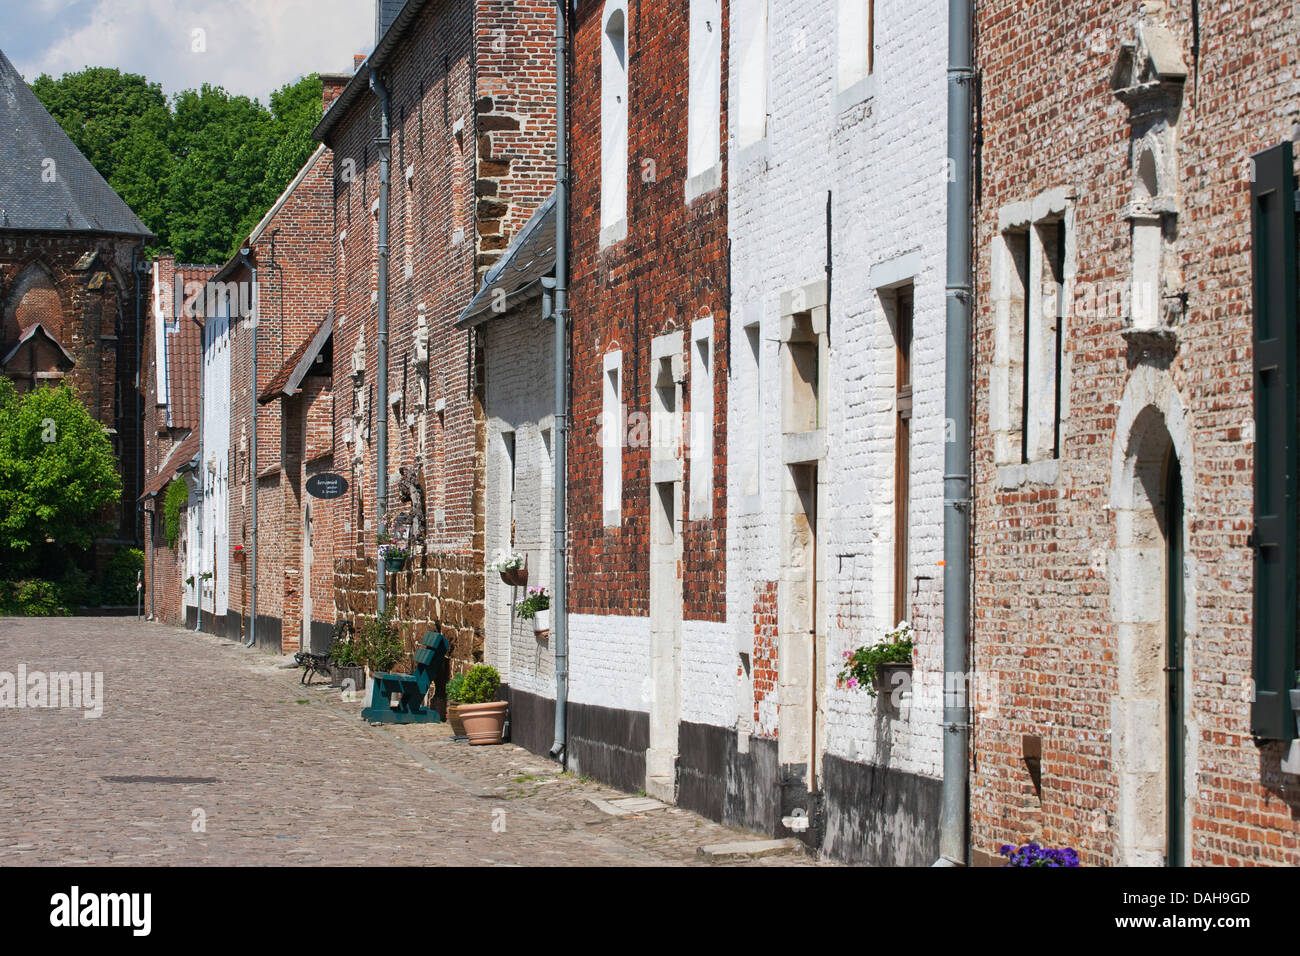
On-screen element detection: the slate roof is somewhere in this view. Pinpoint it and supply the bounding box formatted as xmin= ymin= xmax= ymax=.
xmin=0 ymin=48 xmax=152 ymax=237
xmin=455 ymin=192 xmax=556 ymax=329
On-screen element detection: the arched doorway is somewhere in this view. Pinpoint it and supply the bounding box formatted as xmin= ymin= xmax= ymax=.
xmin=1109 ymin=369 xmax=1195 ymax=866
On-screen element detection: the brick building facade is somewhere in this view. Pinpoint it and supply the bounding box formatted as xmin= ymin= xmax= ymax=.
xmin=314 ymin=0 xmax=556 ymax=668
xmin=969 ymin=0 xmax=1300 ymax=866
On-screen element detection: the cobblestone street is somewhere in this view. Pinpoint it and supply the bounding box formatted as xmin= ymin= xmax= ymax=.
xmin=0 ymin=617 xmax=824 ymax=866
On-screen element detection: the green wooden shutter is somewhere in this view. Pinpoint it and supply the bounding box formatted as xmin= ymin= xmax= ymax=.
xmin=1250 ymin=142 xmax=1298 ymax=740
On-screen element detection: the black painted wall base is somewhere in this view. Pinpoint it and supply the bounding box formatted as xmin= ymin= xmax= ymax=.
xmin=501 ymin=689 xmax=940 ymax=865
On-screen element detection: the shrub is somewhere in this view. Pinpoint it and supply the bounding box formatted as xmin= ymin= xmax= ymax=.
xmin=356 ymin=609 xmax=405 ymax=672
xmin=446 ymin=672 xmax=467 ymax=704
xmin=98 ymin=547 xmax=144 ymax=605
xmin=0 ymin=579 xmax=70 ymax=616
xmin=460 ymin=664 xmax=500 ymax=704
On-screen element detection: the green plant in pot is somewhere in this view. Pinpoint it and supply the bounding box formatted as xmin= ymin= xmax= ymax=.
xmin=838 ymin=620 xmax=915 ymax=699
xmin=328 ymin=621 xmax=365 ymax=690
xmin=457 ymin=663 xmax=506 ymax=745
xmin=445 ymin=671 xmax=468 ymax=737
xmin=356 ymin=609 xmax=405 ymax=673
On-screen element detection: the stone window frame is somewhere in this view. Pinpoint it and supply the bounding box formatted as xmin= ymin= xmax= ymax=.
xmin=685 ymin=0 xmax=724 ymax=204
xmin=689 ymin=315 xmax=714 ymax=519
xmin=835 ymin=0 xmax=876 ymax=113
xmin=737 ymin=304 xmax=764 ymax=512
xmin=991 ymin=186 xmax=1077 ymax=488
xmin=779 ymin=279 xmax=828 ymax=467
xmin=600 ymin=0 xmax=630 ymax=248
xmin=602 ymin=348 xmax=624 ymax=526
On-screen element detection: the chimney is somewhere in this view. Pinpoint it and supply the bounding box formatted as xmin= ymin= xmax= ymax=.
xmin=321 ymin=73 xmax=350 ymax=112
xmin=353 ymin=53 xmax=366 ymax=73
xmin=375 ymin=0 xmax=404 ymax=45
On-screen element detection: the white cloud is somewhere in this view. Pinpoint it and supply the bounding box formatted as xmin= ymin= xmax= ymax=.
xmin=15 ymin=0 xmax=373 ymax=102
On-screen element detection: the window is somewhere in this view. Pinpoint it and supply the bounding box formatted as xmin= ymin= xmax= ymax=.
xmin=993 ymin=190 xmax=1071 ymax=471
xmin=734 ymin=0 xmax=768 ymax=150
xmin=742 ymin=320 xmax=762 ymax=497
xmin=502 ymin=430 xmax=517 ymax=546
xmin=690 ymin=317 xmax=714 ymax=519
xmin=893 ymin=286 xmax=913 ymax=625
xmin=601 ymin=2 xmax=629 ymax=240
xmin=602 ymin=350 xmax=623 ymax=526
xmin=836 ymin=0 xmax=874 ymax=100
xmin=687 ymin=0 xmax=722 ymax=197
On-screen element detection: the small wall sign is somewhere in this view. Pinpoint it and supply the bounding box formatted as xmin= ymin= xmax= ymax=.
xmin=306 ymin=473 xmax=348 ymax=500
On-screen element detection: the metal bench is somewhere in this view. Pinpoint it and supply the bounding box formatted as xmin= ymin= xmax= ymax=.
xmin=294 ymin=651 xmax=332 ymax=685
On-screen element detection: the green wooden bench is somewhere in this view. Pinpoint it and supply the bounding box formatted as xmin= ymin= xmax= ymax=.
xmin=360 ymin=630 xmax=448 ymax=724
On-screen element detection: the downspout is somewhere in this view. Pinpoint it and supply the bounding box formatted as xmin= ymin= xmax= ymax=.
xmin=371 ymin=70 xmax=392 ymax=616
xmin=195 ymin=312 xmax=205 ymax=634
xmin=550 ymin=0 xmax=570 ymax=760
xmin=242 ymin=250 xmax=259 ymax=648
xmin=938 ymin=0 xmax=974 ymax=866
xmin=134 ymin=241 xmax=146 ymax=549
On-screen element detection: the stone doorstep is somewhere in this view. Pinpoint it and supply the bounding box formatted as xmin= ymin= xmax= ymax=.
xmin=696 ymin=839 xmax=805 ymax=861
xmin=585 ymin=796 xmax=668 ymax=816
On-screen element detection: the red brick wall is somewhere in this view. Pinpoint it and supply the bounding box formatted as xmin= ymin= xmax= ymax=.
xmin=971 ymin=0 xmax=1300 ymax=865
xmin=567 ymin=0 xmax=729 ymax=621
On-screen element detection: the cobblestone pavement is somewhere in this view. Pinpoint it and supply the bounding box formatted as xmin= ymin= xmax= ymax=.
xmin=0 ymin=617 xmax=829 ymax=866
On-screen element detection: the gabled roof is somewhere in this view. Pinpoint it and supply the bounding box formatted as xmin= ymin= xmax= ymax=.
xmin=313 ymin=0 xmax=432 ymax=143
xmin=0 ymin=49 xmax=152 ymax=237
xmin=455 ymin=192 xmax=556 ymax=329
xmin=139 ymin=430 xmax=199 ymax=500
xmin=153 ymin=257 xmax=218 ymax=430
xmin=249 ymin=144 xmax=328 ymax=244
xmin=259 ymin=311 xmax=334 ymax=404
xmin=1 ymin=321 xmax=75 ymax=368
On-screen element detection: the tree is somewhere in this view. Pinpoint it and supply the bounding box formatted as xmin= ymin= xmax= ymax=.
xmin=0 ymin=380 xmax=122 ymax=567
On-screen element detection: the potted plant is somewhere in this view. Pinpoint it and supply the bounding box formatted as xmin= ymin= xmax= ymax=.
xmin=232 ymin=544 xmax=246 ymax=564
xmin=356 ymin=608 xmax=405 ymax=673
xmin=838 ymin=620 xmax=915 ymax=699
xmin=457 ymin=664 xmax=506 ymax=745
xmin=445 ymin=671 xmax=468 ymax=737
xmin=328 ymin=622 xmax=366 ymax=691
xmin=378 ymin=534 xmax=409 ymax=574
xmin=998 ymin=843 xmax=1080 ymax=867
xmin=487 ymin=548 xmax=527 ymax=587
xmin=515 ymin=586 xmax=551 ymax=634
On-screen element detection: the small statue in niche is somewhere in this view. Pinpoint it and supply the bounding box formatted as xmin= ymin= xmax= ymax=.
xmin=414 ymin=306 xmax=429 ymax=409
xmin=351 ymin=327 xmax=366 ymax=379
xmin=397 ymin=464 xmax=426 ymax=545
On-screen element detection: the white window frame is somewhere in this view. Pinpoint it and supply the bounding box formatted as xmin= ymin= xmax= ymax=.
xmin=602 ymin=349 xmax=624 ymax=526
xmin=835 ymin=0 xmax=876 ymax=111
xmin=733 ymin=0 xmax=769 ymax=156
xmin=601 ymin=0 xmax=629 ymax=246
xmin=685 ymin=0 xmax=722 ymax=203
xmin=689 ymin=317 xmax=714 ymax=519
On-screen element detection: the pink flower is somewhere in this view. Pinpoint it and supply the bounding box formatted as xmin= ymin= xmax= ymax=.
xmin=842 ymin=650 xmax=850 ymax=660
xmin=847 ymin=678 xmax=858 ymax=689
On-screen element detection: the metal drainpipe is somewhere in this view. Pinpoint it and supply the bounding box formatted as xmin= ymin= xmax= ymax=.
xmin=549 ymin=0 xmax=570 ymax=760
xmin=371 ymin=70 xmax=392 ymax=616
xmin=938 ymin=0 xmax=974 ymax=866
xmin=244 ymin=253 xmax=259 ymax=648
xmin=195 ymin=312 xmax=204 ymax=634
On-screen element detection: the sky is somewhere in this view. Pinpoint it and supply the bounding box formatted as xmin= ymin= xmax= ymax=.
xmin=2 ymin=0 xmax=374 ymax=103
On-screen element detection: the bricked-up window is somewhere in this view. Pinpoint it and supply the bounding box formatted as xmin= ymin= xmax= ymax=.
xmin=689 ymin=317 xmax=714 ymax=519
xmin=734 ymin=0 xmax=768 ymax=150
xmin=742 ymin=321 xmax=762 ymax=497
xmin=836 ymin=0 xmax=874 ymax=98
xmin=893 ymin=286 xmax=912 ymax=624
xmin=602 ymin=350 xmax=623 ymax=526
xmin=601 ymin=2 xmax=629 ymax=239
xmin=687 ymin=0 xmax=722 ymax=185
xmin=502 ymin=430 xmax=517 ymax=547
xmin=993 ymin=193 xmax=1070 ymax=469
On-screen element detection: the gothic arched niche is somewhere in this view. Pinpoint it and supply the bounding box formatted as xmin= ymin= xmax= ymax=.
xmin=4 ymin=262 xmax=64 ymax=346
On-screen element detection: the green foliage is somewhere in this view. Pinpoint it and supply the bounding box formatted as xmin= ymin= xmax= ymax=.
xmin=97 ymin=547 xmax=144 ymax=605
xmin=356 ymin=609 xmax=405 ymax=672
xmin=31 ymin=68 xmax=324 ymax=262
xmin=446 ymin=672 xmax=468 ymax=704
xmin=513 ymin=586 xmax=550 ymax=620
xmin=328 ymin=629 xmax=361 ymax=667
xmin=0 ymin=579 xmax=71 ymax=616
xmin=837 ymin=621 xmax=915 ymax=697
xmin=163 ymin=479 xmax=188 ymax=548
xmin=460 ymin=664 xmax=501 ymax=705
xmin=0 ymin=380 xmax=121 ymax=563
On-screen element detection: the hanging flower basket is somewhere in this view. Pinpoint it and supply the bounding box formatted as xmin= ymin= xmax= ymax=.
xmin=488 ymin=549 xmax=527 ymax=586
xmin=383 ymin=551 xmax=408 ymax=574
xmin=232 ymin=546 xmax=246 ymax=563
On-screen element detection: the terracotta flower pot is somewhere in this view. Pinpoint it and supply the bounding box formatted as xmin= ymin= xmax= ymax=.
xmin=458 ymin=701 xmax=507 ymax=745
xmin=500 ymin=567 xmax=527 ymax=587
xmin=446 ymin=701 xmax=467 ymax=737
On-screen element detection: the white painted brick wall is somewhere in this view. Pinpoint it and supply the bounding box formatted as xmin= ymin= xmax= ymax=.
xmin=680 ymin=619 xmax=734 ymax=725
xmin=567 ymin=612 xmax=651 ymax=713
xmin=727 ymin=0 xmax=948 ymax=780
